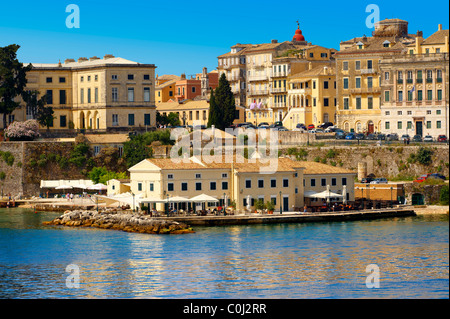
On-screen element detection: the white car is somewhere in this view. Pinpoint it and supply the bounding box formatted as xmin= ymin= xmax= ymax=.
xmin=423 ymin=135 xmax=434 ymax=142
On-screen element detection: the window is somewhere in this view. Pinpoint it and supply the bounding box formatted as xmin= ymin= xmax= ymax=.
xmin=407 ymin=111 xmax=412 ymax=115
xmin=60 ymin=115 xmax=67 ymax=127
xmin=112 ymin=75 xmax=118 ymax=80
xmin=324 ymin=98 xmax=329 ymax=107
xmin=144 ymin=87 xmax=150 ymax=102
xmin=167 ymin=174 xmax=173 ymax=179
xmin=321 ymin=178 xmax=326 ymax=187
xmin=367 ymin=77 xmax=373 ymax=88
xmin=245 ymin=179 xmax=252 ymax=188
xmin=87 ymin=88 xmax=91 ymax=103
xmin=137 ymin=183 xmax=143 ymax=191
xmin=128 ymin=88 xmax=134 ymax=102
xmin=95 ymin=75 xmax=98 ymax=81
xmin=144 ymin=74 xmax=150 ymax=80
xmin=80 ymin=76 xmax=84 ymax=82
xmin=60 ymin=90 xmax=66 ymax=105
xmin=222 ymin=173 xmax=228 ymax=178
xmin=192 ymin=87 xmax=196 ymax=93
xmin=87 ymin=76 xmax=91 ymax=82
xmin=398 ymin=111 xmax=402 ymax=116
xmin=195 ymin=173 xmax=201 ymax=179
xmin=427 ymin=90 xmax=432 ymax=101
xmin=210 ymin=182 xmax=216 ymax=190
xmin=271 ymin=179 xmax=276 ymax=188
xmin=408 ymin=90 xmax=413 ymax=101
xmin=168 ymin=183 xmax=174 ymax=191
xmin=222 ymin=181 xmax=228 ymax=190
xmin=368 ymin=96 xmax=373 ymax=109
xmin=59 ymin=77 xmax=66 ymax=83
xmin=128 ymin=114 xmax=135 ymax=126
xmin=283 ymin=179 xmax=289 ymax=187
xmin=437 ymin=110 xmax=441 ymax=115
xmin=355 ymin=61 xmax=361 ymax=70
xmin=179 ymin=182 xmax=187 ymax=191
xmin=384 ymin=91 xmax=390 ymax=102
xmin=398 ymin=91 xmax=403 ymax=102
xmin=356 ymin=97 xmax=361 ymax=109
xmin=313 ymin=81 xmax=316 ymax=89
xmin=310 ymin=179 xmax=316 ymax=187
xmin=343 ymin=97 xmax=349 ymax=110
xmin=398 ymin=121 xmax=402 ymax=129
xmin=437 ymin=90 xmax=442 ymax=101
xmin=196 ymin=182 xmax=202 ymax=191
xmin=355 ymin=77 xmax=361 ymax=88
xmin=112 ymin=88 xmax=118 ymax=102
xmin=149 ymin=183 xmax=154 ymax=192
xmin=384 ymin=72 xmax=390 ymax=80
xmin=324 ymin=81 xmax=329 ymax=89
xmin=385 ymin=111 xmax=390 ymax=116
xmin=128 ymin=74 xmax=134 ymax=80
xmin=367 ymin=60 xmax=373 ymax=69
xmin=46 ymin=77 xmax=52 ymax=83
xmin=258 ymin=179 xmax=264 ymax=188
xmin=426 ymin=110 xmax=432 ymax=115
xmin=385 ymin=122 xmax=390 ymax=130
xmin=46 ymin=90 xmax=53 ymax=104
xmin=343 ymin=61 xmax=348 ymax=70
xmin=407 ymin=121 xmax=412 ymax=129
xmin=343 ymin=78 xmax=349 ymax=89
xmin=437 ymin=121 xmax=441 ymax=129
xmin=112 ymin=114 xmax=119 ymax=126
xmin=331 ymin=178 xmax=337 ymax=186
xmin=342 ymin=178 xmax=347 ymax=186
xmin=418 ymin=90 xmax=423 ymax=101
xmin=144 ymin=114 xmax=151 ymax=126
xmin=426 ymin=121 xmax=431 ymax=129
xmin=94 ymin=88 xmax=98 ymax=103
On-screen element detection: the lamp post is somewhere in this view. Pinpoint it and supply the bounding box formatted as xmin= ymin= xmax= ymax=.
xmin=131 ymin=191 xmax=135 ymax=212
xmin=366 ymin=184 xmax=370 ymax=209
xmin=279 ymin=191 xmax=282 ymax=214
xmin=166 ymin=194 xmax=170 ymax=217
xmin=390 ymin=186 xmax=393 ymax=208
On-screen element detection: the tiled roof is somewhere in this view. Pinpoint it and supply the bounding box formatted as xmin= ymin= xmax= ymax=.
xmin=289 ymin=65 xmax=335 ymax=78
xmin=296 ymin=161 xmax=355 ymax=175
xmin=337 ymin=36 xmax=414 ymax=54
xmin=422 ymin=29 xmax=449 ymax=45
xmin=84 ymin=134 xmax=129 ymax=144
xmin=26 ymin=57 xmax=154 ymax=69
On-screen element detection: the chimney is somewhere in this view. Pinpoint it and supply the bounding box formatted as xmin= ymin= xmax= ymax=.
xmin=415 ymin=35 xmax=424 ymax=54
xmin=438 ymin=24 xmax=443 ymax=31
xmin=64 ymin=59 xmax=75 ymax=64
xmin=78 ymin=57 xmax=88 ymax=63
xmin=181 ymin=73 xmax=186 ymax=79
xmin=416 ymin=30 xmax=423 ymax=37
xmin=103 ymin=54 xmax=115 ymax=60
xmin=308 ymin=62 xmax=312 ymax=70
xmin=271 ymin=39 xmax=278 ymax=44
xmin=89 ymin=56 xmax=100 ymax=61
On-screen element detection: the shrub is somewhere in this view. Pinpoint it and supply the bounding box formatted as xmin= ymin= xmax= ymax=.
xmin=313 ymin=157 xmax=320 ymax=162
xmin=416 ymin=147 xmax=433 ymax=166
xmin=439 ymin=185 xmax=449 ymax=205
xmin=4 ymin=119 xmax=40 ymax=141
xmin=0 ymin=151 xmax=15 ymax=166
xmin=325 ymin=149 xmax=337 ymax=158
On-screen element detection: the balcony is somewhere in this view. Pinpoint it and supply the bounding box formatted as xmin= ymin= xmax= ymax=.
xmin=406 ymin=79 xmax=413 ymax=84
xmin=397 ymin=79 xmax=403 ymax=84
xmin=272 ymin=71 xmax=289 ymax=78
xmin=226 ymin=75 xmax=242 ymax=82
xmin=248 ymin=75 xmax=268 ymax=82
xmin=288 ymin=88 xmax=311 ymax=95
xmin=426 ymin=78 xmax=433 ymax=83
xmin=361 ymin=68 xmax=377 ymax=75
xmin=349 ymin=87 xmax=381 ymax=94
xmin=437 ymin=78 xmax=443 ymax=83
xmin=416 ymin=78 xmax=423 ymax=83
xmin=272 ymin=103 xmax=287 ymax=108
xmin=270 ymin=87 xmax=287 ymax=94
xmin=248 ymin=89 xmax=269 ymax=96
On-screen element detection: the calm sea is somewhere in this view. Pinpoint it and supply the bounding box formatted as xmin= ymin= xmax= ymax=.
xmin=0 ymin=208 xmax=448 ymax=299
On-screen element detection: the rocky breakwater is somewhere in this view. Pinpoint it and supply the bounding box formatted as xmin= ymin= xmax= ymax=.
xmin=43 ymin=210 xmax=195 ymax=234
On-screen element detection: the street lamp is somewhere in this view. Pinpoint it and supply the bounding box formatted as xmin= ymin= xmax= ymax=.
xmin=166 ymin=194 xmax=170 ymax=217
xmin=131 ymin=191 xmax=135 ymax=212
xmin=366 ymin=184 xmax=370 ymax=209
xmin=390 ymin=186 xmax=393 ymax=208
xmin=279 ymin=191 xmax=282 ymax=214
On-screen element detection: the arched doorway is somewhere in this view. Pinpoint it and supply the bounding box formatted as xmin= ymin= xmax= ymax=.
xmin=79 ymin=112 xmax=85 ymax=129
xmin=412 ymin=193 xmax=425 ymax=205
xmin=367 ymin=121 xmax=374 ymax=133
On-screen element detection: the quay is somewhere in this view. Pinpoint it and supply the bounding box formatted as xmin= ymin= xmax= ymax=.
xmin=153 ymin=209 xmax=417 ymax=226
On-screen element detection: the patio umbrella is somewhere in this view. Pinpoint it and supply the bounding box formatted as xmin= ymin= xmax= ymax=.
xmin=190 ymin=194 xmax=219 ymax=202
xmin=87 ymin=183 xmax=107 ymax=191
xmin=343 ymin=186 xmax=347 ymax=204
xmin=55 ymin=184 xmax=73 ymax=190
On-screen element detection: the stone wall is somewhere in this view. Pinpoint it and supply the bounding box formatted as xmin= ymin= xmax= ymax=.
xmin=0 ymin=142 xmax=25 ymax=198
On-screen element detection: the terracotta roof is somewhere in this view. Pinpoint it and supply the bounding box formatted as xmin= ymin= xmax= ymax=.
xmin=156 ymin=100 xmax=210 ymax=111
xmin=146 ymin=158 xmax=207 ymax=170
xmin=289 ymin=65 xmax=335 ymax=79
xmin=85 ymin=134 xmax=129 ymax=144
xmin=337 ymin=36 xmax=414 ymax=54
xmin=422 ymin=29 xmax=449 ymax=45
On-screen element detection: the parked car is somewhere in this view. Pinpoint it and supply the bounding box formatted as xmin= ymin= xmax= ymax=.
xmin=293 ymin=123 xmax=306 ymax=131
xmin=258 ymin=122 xmax=269 ymax=127
xmin=437 ymin=135 xmax=448 ymax=143
xmin=412 ymin=135 xmax=422 ymax=142
xmin=366 ymin=133 xmax=377 ymax=140
xmin=277 ymin=126 xmax=289 ymax=131
xmin=427 ymin=173 xmax=446 ymax=181
xmin=414 ymin=173 xmax=431 ymax=183
xmin=386 ymin=133 xmax=399 ymax=141
xmin=237 ymin=122 xmax=252 ymax=127
xmin=377 ymin=133 xmax=386 ymax=140
xmin=345 ymin=132 xmax=356 ymax=140
xmin=335 ymin=131 xmax=346 ymax=139
xmin=370 ymin=178 xmax=388 ymax=184
xmin=355 ymin=133 xmax=365 ymax=140
xmin=318 ymin=122 xmax=334 ymax=129
xmin=423 ymin=135 xmax=434 ymax=142
xmin=307 ymin=124 xmax=315 ymax=130
xmin=257 ymin=124 xmax=269 ymax=129
xmin=361 ymin=177 xmax=374 ymax=183
xmin=400 ymin=134 xmax=410 ymax=142
xmin=273 ymin=121 xmax=283 ymax=127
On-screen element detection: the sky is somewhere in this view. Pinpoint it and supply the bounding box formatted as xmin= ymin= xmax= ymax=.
xmin=0 ymin=0 xmax=448 ymax=76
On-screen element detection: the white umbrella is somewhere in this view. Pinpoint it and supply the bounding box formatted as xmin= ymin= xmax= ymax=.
xmin=343 ymin=185 xmax=347 ymax=204
xmin=87 ymin=183 xmax=107 ymax=190
xmin=190 ymin=194 xmax=219 ymax=202
xmin=55 ymin=184 xmax=73 ymax=190
xmin=168 ymin=196 xmax=192 ymax=202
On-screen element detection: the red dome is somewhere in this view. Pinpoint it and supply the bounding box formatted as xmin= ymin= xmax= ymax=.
xmin=292 ymin=28 xmax=305 ymax=42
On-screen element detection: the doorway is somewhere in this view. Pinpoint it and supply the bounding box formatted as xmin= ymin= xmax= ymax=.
xmin=415 ymin=121 xmax=423 ymax=137
xmin=283 ymin=196 xmax=289 ymax=212
xmin=412 ymin=193 xmax=424 ymax=205
xmin=368 ymin=121 xmax=374 ymax=133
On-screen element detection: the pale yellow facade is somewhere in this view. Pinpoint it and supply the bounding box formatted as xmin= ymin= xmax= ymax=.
xmin=6 ymin=55 xmax=157 ymax=131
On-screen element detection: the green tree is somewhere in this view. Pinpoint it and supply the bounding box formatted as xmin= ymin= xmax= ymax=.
xmin=88 ymin=166 xmax=128 ymax=184
xmin=416 ymin=147 xmax=433 ymax=166
xmin=123 ymin=133 xmax=153 ymax=168
xmin=0 ymin=44 xmax=32 ymax=128
xmin=207 ymin=88 xmax=218 ymax=128
xmin=157 ymin=111 xmax=181 ymax=127
xmin=36 ymin=102 xmax=55 ymax=130
xmin=439 ymin=185 xmax=449 ymax=205
xmin=213 ymin=73 xmax=236 ymax=130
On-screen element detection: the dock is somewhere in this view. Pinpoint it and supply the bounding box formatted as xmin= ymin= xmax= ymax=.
xmin=154 ymin=209 xmax=416 ymax=226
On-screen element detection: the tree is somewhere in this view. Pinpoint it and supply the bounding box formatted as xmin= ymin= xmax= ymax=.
xmin=214 ymin=73 xmax=236 ymax=130
xmin=123 ymin=133 xmax=153 ymax=168
xmin=156 ymin=111 xmax=181 ymax=127
xmin=440 ymin=185 xmax=449 ymax=206
xmin=21 ymin=89 xmax=54 ymax=130
xmin=36 ymin=102 xmax=55 ymax=130
xmin=207 ymin=88 xmax=218 ymax=128
xmin=88 ymin=166 xmax=128 ymax=185
xmin=0 ymin=44 xmax=32 ymax=128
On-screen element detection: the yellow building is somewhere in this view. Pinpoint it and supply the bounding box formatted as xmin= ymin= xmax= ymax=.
xmin=156 ymin=99 xmax=245 ymax=127
xmin=335 ymin=19 xmax=418 ymax=133
xmin=155 ymin=74 xmax=181 ymax=103
xmin=7 ymin=55 xmax=157 ymax=132
xmin=284 ymin=65 xmax=336 ymax=129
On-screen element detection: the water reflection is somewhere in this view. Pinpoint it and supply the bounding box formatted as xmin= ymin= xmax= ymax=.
xmin=0 ymin=209 xmax=448 ymax=298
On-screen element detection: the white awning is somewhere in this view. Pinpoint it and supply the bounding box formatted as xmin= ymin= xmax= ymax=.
xmin=190 ymin=194 xmax=219 ymax=202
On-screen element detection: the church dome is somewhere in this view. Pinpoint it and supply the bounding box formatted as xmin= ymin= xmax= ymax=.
xmin=293 ymin=27 xmax=305 ymax=42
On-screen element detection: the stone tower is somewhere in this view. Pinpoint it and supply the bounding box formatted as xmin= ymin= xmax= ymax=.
xmin=201 ymin=67 xmax=209 ymax=98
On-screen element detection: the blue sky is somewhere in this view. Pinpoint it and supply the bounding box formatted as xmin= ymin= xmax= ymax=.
xmin=0 ymin=0 xmax=448 ymax=75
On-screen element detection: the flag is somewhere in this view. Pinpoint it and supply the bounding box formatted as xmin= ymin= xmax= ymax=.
xmin=410 ymin=85 xmax=415 ymax=93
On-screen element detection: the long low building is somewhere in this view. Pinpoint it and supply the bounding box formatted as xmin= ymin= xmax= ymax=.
xmin=127 ymin=155 xmax=356 ymax=212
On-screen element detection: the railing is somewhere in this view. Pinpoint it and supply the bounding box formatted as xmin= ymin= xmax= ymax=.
xmin=270 ymin=87 xmax=287 ymax=93
xmin=350 ymin=87 xmax=381 ymax=94
xmin=248 ymin=75 xmax=268 ymax=82
xmin=288 ymin=88 xmax=311 ymax=95
xmin=272 ymin=71 xmax=289 ymax=78
xmin=361 ymin=68 xmax=377 ymax=74
xmin=248 ymin=89 xmax=269 ymax=96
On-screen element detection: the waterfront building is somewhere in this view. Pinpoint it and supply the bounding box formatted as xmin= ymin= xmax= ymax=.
xmin=217 ymin=22 xmax=335 ymax=125
xmin=7 ymin=55 xmax=157 ymax=132
xmin=335 ymin=19 xmax=418 ymax=133
xmin=379 ymin=25 xmax=449 ymax=137
xmin=284 ymin=65 xmax=336 ymax=129
xmin=127 ymin=155 xmax=355 ymax=212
